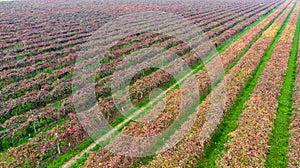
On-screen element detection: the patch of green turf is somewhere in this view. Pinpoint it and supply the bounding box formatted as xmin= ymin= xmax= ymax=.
xmin=52 ymin=100 xmax=62 ymax=109
xmin=69 ymin=153 xmax=89 ymax=168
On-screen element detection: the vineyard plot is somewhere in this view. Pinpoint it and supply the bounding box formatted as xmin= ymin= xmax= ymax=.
xmin=0 ymin=0 xmax=299 ymax=168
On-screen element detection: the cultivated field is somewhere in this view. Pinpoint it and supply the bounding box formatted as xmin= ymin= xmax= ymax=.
xmin=0 ymin=0 xmax=299 ymax=167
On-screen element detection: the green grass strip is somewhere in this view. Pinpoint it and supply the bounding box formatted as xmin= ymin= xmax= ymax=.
xmin=265 ymin=10 xmax=300 ymax=168
xmin=69 ymin=153 xmax=89 ymax=168
xmin=196 ymin=2 xmax=296 ymax=168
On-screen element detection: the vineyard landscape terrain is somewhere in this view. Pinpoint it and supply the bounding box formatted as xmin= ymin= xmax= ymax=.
xmin=0 ymin=0 xmax=300 ymax=167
